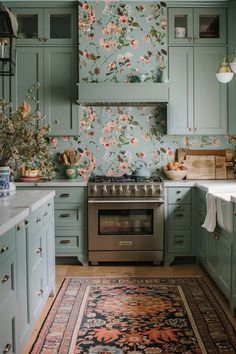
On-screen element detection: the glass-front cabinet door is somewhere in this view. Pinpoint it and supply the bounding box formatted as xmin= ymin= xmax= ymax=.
xmin=12 ymin=7 xmax=76 ymax=45
xmin=168 ymin=8 xmax=193 ymax=45
xmin=44 ymin=8 xmax=76 ymax=45
xmin=168 ymin=7 xmax=226 ymax=45
xmin=194 ymin=8 xmax=226 ymax=45
xmin=12 ymin=8 xmax=44 ymax=45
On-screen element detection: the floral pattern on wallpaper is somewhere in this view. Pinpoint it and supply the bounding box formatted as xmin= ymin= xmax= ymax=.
xmin=78 ymin=1 xmax=167 ymax=83
xmin=51 ymin=106 xmax=236 ymax=180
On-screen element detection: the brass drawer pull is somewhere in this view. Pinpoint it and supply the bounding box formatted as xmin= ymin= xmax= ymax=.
xmin=175 ymin=213 xmax=184 ymax=217
xmin=177 ymin=198 xmax=182 ymax=202
xmin=38 ymin=37 xmax=44 ymax=42
xmin=36 ymin=247 xmax=42 ymax=254
xmin=43 ymin=211 xmax=48 ymax=216
xmin=3 ymin=343 xmax=11 ymax=353
xmin=2 ymin=275 xmax=10 ymax=283
xmin=60 ymin=240 xmax=70 ymax=244
xmin=0 ymin=245 xmax=9 ymax=253
xmin=59 ymin=214 xmax=70 ymax=218
xmin=43 ymin=38 xmax=48 ymax=42
xmin=17 ymin=224 xmax=23 ymax=231
xmin=59 ymin=193 xmax=70 ymax=198
xmin=25 ymin=220 xmax=29 ymax=226
xmin=175 ymin=240 xmax=184 ymax=244
xmin=176 ymin=190 xmax=181 ymax=194
xmin=37 ymin=289 xmax=43 ymax=296
xmin=188 ymin=37 xmax=192 ymax=42
xmin=36 ymin=217 xmax=42 ymax=223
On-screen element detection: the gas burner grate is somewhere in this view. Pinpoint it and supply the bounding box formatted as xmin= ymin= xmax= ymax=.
xmin=88 ymin=174 xmax=163 ymax=183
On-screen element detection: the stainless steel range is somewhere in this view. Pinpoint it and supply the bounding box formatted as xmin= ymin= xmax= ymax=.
xmin=88 ymin=175 xmax=164 ymax=265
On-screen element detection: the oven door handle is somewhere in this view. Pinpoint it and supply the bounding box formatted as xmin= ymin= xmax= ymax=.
xmin=88 ymin=199 xmax=164 ymax=204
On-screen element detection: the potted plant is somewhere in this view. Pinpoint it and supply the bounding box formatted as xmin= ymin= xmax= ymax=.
xmin=0 ymin=83 xmax=55 ymax=180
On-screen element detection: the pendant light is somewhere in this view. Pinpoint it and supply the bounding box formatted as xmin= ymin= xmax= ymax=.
xmin=216 ymin=55 xmax=234 ymax=83
xmin=229 ymin=51 xmax=236 ymax=74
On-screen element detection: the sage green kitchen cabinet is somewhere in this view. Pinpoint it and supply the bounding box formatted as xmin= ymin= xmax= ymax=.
xmin=17 ymin=186 xmax=88 ymax=265
xmin=165 ymin=186 xmax=195 ymax=265
xmin=12 ymin=6 xmax=76 ymax=46
xmin=168 ymin=46 xmax=227 ymax=135
xmin=168 ymin=7 xmax=226 ymax=46
xmin=196 ymin=188 xmax=234 ymax=311
xmin=11 ymin=46 xmax=78 ymax=135
xmin=228 ymin=3 xmax=236 ymax=135
xmin=0 ymin=227 xmax=16 ymax=354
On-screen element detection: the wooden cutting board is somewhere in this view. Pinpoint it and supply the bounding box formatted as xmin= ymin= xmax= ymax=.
xmin=184 ymin=155 xmax=215 ymax=179
xmin=177 ymin=149 xmax=235 ymax=180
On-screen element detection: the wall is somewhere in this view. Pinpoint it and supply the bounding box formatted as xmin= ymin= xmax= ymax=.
xmin=52 ymin=105 xmax=236 ymax=179
xmin=51 ymin=1 xmax=236 ymax=179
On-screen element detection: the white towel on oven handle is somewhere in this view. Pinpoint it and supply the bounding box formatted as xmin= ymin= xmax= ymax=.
xmin=202 ymin=192 xmax=217 ymax=232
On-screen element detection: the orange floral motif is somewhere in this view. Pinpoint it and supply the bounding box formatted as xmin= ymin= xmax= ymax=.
xmin=94 ymin=328 xmax=121 ymax=343
xmin=144 ymin=328 xmax=179 ymax=343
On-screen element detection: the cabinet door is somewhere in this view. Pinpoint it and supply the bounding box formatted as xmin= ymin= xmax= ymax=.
xmin=11 ymin=47 xmax=44 ymax=111
xmin=43 ymin=47 xmax=78 ymax=135
xmin=168 ymin=8 xmax=193 ymax=45
xmin=15 ymin=222 xmax=29 ymax=354
xmin=44 ymin=8 xmax=77 ymax=45
xmin=168 ymin=47 xmax=194 ymax=134
xmin=218 ymin=233 xmax=232 ymax=299
xmin=228 ymin=5 xmax=236 ymax=134
xmin=193 ymin=8 xmax=226 ymax=45
xmin=12 ymin=8 xmax=44 ymax=45
xmin=207 ymin=232 xmax=219 ymax=280
xmin=194 ymin=47 xmax=227 ymax=134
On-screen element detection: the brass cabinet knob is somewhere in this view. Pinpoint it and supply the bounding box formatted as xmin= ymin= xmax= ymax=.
xmin=188 ymin=37 xmax=192 ymax=42
xmin=37 ymin=289 xmax=43 ymax=296
xmin=0 ymin=245 xmax=9 ymax=253
xmin=193 ymin=37 xmax=198 ymax=41
xmin=36 ymin=247 xmax=42 ymax=254
xmin=188 ymin=128 xmax=193 ymax=132
xmin=3 ymin=344 xmax=11 ymax=353
xmin=2 ymin=274 xmax=10 ymax=283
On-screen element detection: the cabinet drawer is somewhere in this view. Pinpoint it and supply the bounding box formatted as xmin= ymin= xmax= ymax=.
xmin=0 ymin=298 xmax=16 ymax=354
xmin=168 ymin=229 xmax=191 ymax=254
xmin=28 ymin=229 xmax=45 ymax=272
xmin=55 ymin=228 xmax=86 ymax=254
xmin=29 ymin=265 xmax=46 ymax=322
xmin=167 ymin=205 xmax=191 ymax=227
xmin=0 ymin=253 xmax=16 ymax=308
xmin=168 ymin=187 xmax=191 ymax=204
xmin=55 ymin=206 xmax=84 ymax=227
xmin=54 ymin=187 xmax=85 ymax=205
xmin=0 ymin=228 xmax=15 ymax=265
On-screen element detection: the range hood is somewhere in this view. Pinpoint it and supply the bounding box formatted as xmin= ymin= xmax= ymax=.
xmin=77 ymin=83 xmax=169 ymax=106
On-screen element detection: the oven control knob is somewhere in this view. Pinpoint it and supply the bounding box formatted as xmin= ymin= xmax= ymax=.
xmin=125 ymin=185 xmax=130 ymax=195
xmin=133 ymin=185 xmax=139 ymax=195
xmin=142 ymin=185 xmax=148 ymax=195
xmin=119 ymin=185 xmax=123 ymax=194
xmin=102 ymin=185 xmax=108 ymax=195
xmin=156 ymin=185 xmax=162 ymax=195
xmin=111 ymin=185 xmax=116 ymax=195
xmin=91 ymin=184 xmax=98 ymax=195
xmin=149 ymin=185 xmax=155 ymax=195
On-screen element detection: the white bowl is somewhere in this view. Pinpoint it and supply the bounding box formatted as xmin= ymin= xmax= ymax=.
xmin=175 ymin=27 xmax=186 ymax=38
xmin=23 ymin=169 xmax=40 ymax=177
xmin=164 ymin=170 xmax=186 ymax=180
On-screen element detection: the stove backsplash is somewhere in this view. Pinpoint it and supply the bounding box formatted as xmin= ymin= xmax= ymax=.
xmin=51 ymin=105 xmax=236 ymax=179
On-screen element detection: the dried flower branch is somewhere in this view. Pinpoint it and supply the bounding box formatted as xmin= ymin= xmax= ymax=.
xmin=0 ymin=83 xmax=55 ymax=179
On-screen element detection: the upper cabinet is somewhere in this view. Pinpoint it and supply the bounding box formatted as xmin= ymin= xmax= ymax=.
xmin=11 ymin=7 xmax=77 ymax=45
xmin=168 ymin=8 xmax=226 ymax=46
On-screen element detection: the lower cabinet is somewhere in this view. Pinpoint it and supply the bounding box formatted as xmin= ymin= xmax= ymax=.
xmin=165 ymin=186 xmax=195 ymax=265
xmin=0 ymin=197 xmax=55 ymax=354
xmin=196 ymin=188 xmax=235 ymax=315
xmin=17 ymin=185 xmax=88 ymax=265
xmin=0 ymin=228 xmax=16 ymax=354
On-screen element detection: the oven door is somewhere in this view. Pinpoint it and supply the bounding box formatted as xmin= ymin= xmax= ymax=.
xmin=88 ymin=199 xmax=164 ymax=251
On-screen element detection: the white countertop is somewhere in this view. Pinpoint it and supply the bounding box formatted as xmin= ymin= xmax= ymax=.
xmin=0 ymin=190 xmax=55 ymax=236
xmin=15 ymin=179 xmax=87 ymax=187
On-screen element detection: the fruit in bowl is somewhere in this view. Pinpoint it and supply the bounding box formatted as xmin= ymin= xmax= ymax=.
xmin=20 ymin=166 xmax=40 ymax=177
xmin=162 ymin=161 xmax=187 ymax=180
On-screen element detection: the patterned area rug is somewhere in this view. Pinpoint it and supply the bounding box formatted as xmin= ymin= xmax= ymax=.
xmin=30 ymin=277 xmax=236 ymax=354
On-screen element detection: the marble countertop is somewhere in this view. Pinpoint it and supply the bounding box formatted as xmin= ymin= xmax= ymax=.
xmin=15 ymin=179 xmax=87 ymax=187
xmin=0 ymin=190 xmax=55 ymax=236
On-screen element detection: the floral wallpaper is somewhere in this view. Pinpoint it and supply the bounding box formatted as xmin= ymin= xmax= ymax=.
xmin=78 ymin=1 xmax=167 ymax=83
xmin=51 ymin=105 xmax=236 ymax=180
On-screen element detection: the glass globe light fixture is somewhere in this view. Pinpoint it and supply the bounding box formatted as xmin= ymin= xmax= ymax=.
xmin=216 ymin=55 xmax=234 ymax=83
xmin=230 ymin=51 xmax=236 ymax=74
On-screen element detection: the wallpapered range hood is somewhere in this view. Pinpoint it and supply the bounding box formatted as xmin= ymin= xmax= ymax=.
xmin=77 ymin=83 xmax=169 ymax=105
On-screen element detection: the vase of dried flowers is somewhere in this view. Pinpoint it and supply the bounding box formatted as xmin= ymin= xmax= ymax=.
xmin=56 ymin=148 xmax=81 ymax=180
xmin=0 ymin=83 xmax=55 ymax=180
